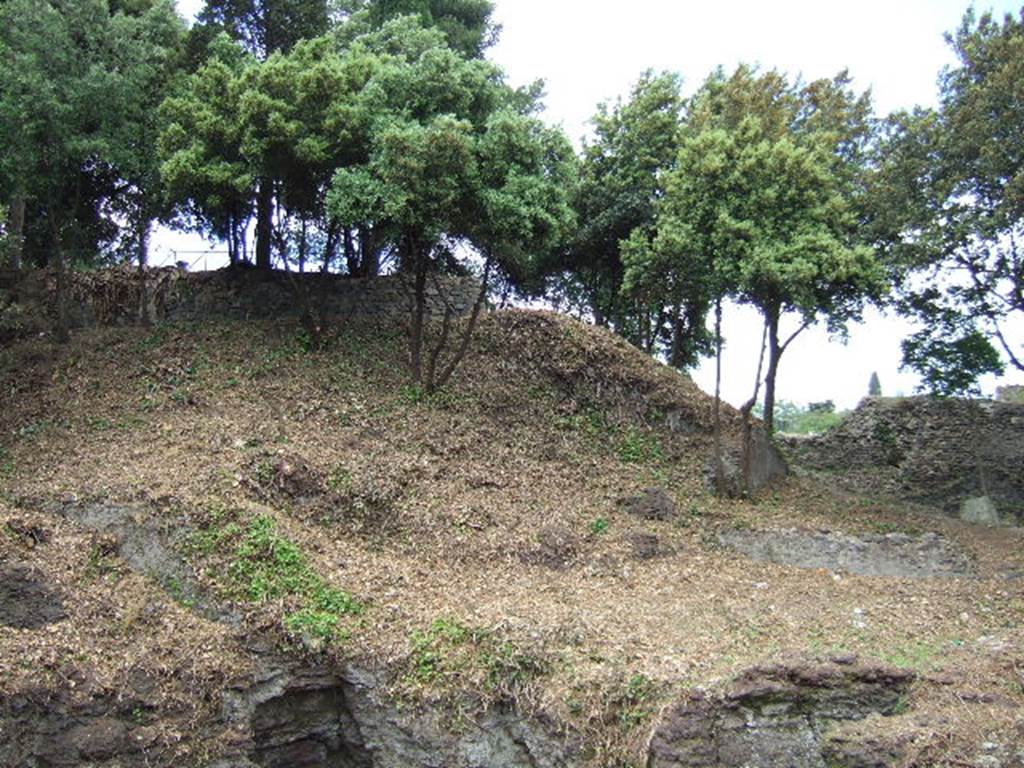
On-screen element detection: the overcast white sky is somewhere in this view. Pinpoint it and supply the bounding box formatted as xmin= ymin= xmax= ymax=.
xmin=170 ymin=0 xmax=1024 ymax=408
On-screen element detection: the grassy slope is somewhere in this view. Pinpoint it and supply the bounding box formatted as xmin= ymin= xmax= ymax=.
xmin=1 ymin=310 xmax=1022 ymax=764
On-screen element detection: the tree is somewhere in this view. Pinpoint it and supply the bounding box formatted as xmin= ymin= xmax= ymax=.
xmin=874 ymin=8 xmax=1024 ymax=390
xmin=197 ymin=0 xmax=329 ymax=58
xmin=0 ymin=0 xmax=185 ymax=287
xmin=0 ymin=0 xmax=184 ymax=337
xmin=195 ymin=0 xmax=332 ymax=269
xmin=159 ymin=35 xmax=258 ymax=266
xmin=558 ymin=72 xmax=698 ymax=362
xmin=353 ymin=0 xmax=498 ymax=58
xmin=105 ymin=1 xmax=188 ymax=322
xmin=868 ymin=370 xmax=882 ymax=396
xmin=327 ymin=19 xmax=575 ymax=392
xmin=624 ymin=66 xmax=886 ymax=431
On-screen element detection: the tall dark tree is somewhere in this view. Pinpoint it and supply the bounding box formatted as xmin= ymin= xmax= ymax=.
xmin=197 ymin=0 xmax=329 ymax=58
xmin=558 ymin=71 xmax=690 ymax=360
xmin=356 ymin=0 xmax=497 ymax=58
xmin=196 ymin=0 xmax=331 ymax=269
xmin=0 ymin=0 xmax=184 ymax=336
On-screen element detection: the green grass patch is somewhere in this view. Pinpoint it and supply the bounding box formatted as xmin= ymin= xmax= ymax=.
xmin=186 ymin=508 xmax=362 ymax=645
xmin=556 ymin=410 xmax=664 ymax=465
xmin=883 ymin=640 xmax=946 ymax=670
xmin=406 ymin=617 xmax=547 ymax=695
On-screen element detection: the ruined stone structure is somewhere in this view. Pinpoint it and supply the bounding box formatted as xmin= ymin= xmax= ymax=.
xmin=782 ymin=396 xmax=1024 ymax=523
xmin=1 ymin=266 xmax=481 ymax=334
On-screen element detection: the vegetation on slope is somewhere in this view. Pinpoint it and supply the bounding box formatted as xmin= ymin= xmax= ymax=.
xmin=1 ymin=312 xmax=1022 ymax=764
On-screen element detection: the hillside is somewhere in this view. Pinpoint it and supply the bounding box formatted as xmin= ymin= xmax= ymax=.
xmin=1 ymin=309 xmax=1022 ymax=767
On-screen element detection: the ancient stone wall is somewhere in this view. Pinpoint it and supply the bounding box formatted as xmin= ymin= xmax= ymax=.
xmin=0 ymin=266 xmax=481 ymax=333
xmin=781 ymin=396 xmax=1024 ymax=522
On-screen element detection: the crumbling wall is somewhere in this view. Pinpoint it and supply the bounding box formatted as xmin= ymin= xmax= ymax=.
xmin=0 ymin=266 xmax=481 ymax=333
xmin=781 ymin=396 xmax=1024 ymax=522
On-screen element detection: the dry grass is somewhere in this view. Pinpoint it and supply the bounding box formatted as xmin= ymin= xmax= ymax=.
xmin=1 ymin=309 xmax=1022 ymax=765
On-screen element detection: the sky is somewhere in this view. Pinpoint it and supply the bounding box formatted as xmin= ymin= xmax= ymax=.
xmin=169 ymin=0 xmax=1024 ymax=408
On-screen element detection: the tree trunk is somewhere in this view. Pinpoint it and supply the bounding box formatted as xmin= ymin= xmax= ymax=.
xmin=344 ymin=227 xmax=358 ymax=275
xmin=712 ymin=297 xmax=725 ymax=496
xmin=360 ymin=228 xmax=379 ymax=277
xmin=298 ymin=217 xmax=307 ymax=273
xmin=50 ymin=218 xmax=69 ymax=344
xmin=322 ymin=223 xmax=338 ymax=273
xmin=763 ymin=306 xmax=781 ymax=434
xmin=255 ymin=178 xmax=273 ymax=270
xmin=429 ymin=258 xmax=493 ymax=393
xmin=7 ymin=194 xmax=25 ymax=270
xmin=137 ymin=216 xmax=151 ymax=326
xmin=408 ymin=242 xmax=427 ymax=388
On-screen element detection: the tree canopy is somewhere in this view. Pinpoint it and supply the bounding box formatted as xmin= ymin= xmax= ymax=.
xmin=873 ymin=7 xmax=1024 ymax=394
xmin=623 ymin=66 xmax=886 ymax=431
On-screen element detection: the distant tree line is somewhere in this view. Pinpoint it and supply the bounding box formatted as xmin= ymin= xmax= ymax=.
xmin=1 ymin=1 xmax=1021 ymax=419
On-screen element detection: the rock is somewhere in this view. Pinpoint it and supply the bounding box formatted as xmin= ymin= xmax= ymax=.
xmin=717 ymin=527 xmax=975 ymax=579
xmin=0 ymin=564 xmax=67 ymax=628
xmin=626 ymin=531 xmax=670 ymax=560
xmin=960 ymin=496 xmax=1002 ymax=526
xmin=778 ymin=396 xmax=1024 ymax=521
xmin=223 ymin=660 xmax=580 ymax=768
xmin=648 ymin=657 xmax=914 ymax=768
xmin=707 ymin=426 xmax=788 ymax=497
xmin=621 ymin=488 xmax=677 ymax=521
xmin=519 ymin=525 xmax=581 ymax=570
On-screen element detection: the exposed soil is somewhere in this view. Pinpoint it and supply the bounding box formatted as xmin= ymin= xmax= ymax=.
xmin=0 ymin=564 xmax=66 ymax=629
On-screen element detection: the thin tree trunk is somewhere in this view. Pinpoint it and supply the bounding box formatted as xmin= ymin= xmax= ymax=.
xmin=7 ymin=194 xmax=25 ymax=270
xmin=763 ymin=307 xmax=781 ymax=433
xmin=50 ymin=217 xmax=69 ymax=344
xmin=433 ymin=258 xmax=493 ymax=392
xmin=137 ymin=215 xmax=151 ymax=326
xmin=255 ymin=178 xmax=273 ymax=270
xmin=712 ymin=297 xmax=725 ymax=496
xmin=740 ymin=319 xmax=769 ymax=495
xmin=322 ymin=222 xmax=338 ymax=273
xmin=408 ymin=241 xmax=427 ymax=387
xmin=344 ymin=227 xmax=357 ymax=275
xmin=298 ymin=217 xmax=307 ymax=274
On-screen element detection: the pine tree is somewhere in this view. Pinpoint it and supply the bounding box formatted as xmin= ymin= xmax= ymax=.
xmin=868 ymin=371 xmax=882 ymax=397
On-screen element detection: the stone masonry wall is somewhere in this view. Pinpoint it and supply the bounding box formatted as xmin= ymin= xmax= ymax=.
xmin=1 ymin=266 xmax=481 ymax=333
xmin=781 ymin=396 xmax=1024 ymax=522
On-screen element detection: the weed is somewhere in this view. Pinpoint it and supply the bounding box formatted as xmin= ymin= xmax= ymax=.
xmin=285 ymin=608 xmax=343 ymax=641
xmin=406 ymin=617 xmax=545 ymax=694
xmin=187 ymin=512 xmax=361 ymax=646
xmin=164 ymin=576 xmax=196 ymax=609
xmin=327 ymin=466 xmax=353 ymax=491
xmin=85 ymin=544 xmax=122 ymax=582
xmin=399 ymin=384 xmax=427 ymax=406
xmin=0 ymin=446 xmax=14 ymax=477
xmin=17 ymin=418 xmax=62 ymax=440
xmin=590 ymin=517 xmax=610 ymax=535
xmin=617 ymin=427 xmax=663 ymax=464
xmin=135 ymin=326 xmax=168 ymax=352
xmin=890 ymin=696 xmax=911 ymax=716
xmin=884 ymin=640 xmax=941 ymax=671
xmin=616 ymin=673 xmax=657 ymax=729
